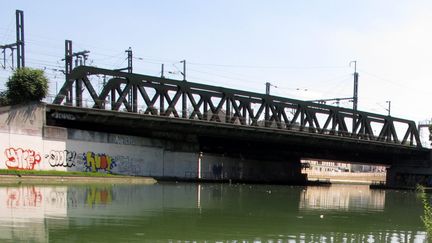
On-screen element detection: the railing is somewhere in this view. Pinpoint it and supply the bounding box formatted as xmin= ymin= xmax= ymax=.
xmin=53 ymin=66 xmax=422 ymax=147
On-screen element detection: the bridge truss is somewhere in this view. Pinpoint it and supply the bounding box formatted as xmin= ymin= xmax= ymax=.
xmin=53 ymin=66 xmax=422 ymax=147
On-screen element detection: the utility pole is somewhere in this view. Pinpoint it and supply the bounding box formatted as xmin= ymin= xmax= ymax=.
xmin=350 ymin=61 xmax=359 ymax=111
xmin=0 ymin=10 xmax=25 ymax=70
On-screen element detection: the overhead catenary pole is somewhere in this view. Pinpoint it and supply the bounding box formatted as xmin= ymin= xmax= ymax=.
xmin=65 ymin=40 xmax=73 ymax=78
xmin=350 ymin=60 xmax=359 ymax=111
xmin=1 ymin=49 xmax=5 ymax=69
xmin=265 ymin=82 xmax=271 ymax=95
xmin=126 ymin=47 xmax=132 ymax=73
xmin=64 ymin=40 xmax=73 ymax=106
xmin=161 ymin=64 xmax=165 ymax=78
xmin=386 ymin=100 xmax=391 ymax=116
xmin=113 ymin=47 xmax=132 ymax=73
xmin=0 ymin=10 xmax=25 ymax=70
xmin=15 ymin=10 xmax=24 ymax=68
xmin=180 ymin=60 xmax=186 ymax=81
xmin=180 ymin=60 xmax=187 ymax=117
xmin=62 ymin=40 xmax=90 ymax=107
xmin=10 ymin=48 xmax=15 ymax=69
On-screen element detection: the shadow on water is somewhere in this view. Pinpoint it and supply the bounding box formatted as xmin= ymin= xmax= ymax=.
xmin=0 ymin=183 xmax=426 ymax=242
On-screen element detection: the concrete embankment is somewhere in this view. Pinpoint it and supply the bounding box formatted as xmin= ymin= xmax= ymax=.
xmin=306 ymin=171 xmax=386 ymax=185
xmin=0 ymin=174 xmax=157 ymax=185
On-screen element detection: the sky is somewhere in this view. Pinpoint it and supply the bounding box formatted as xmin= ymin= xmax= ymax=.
xmin=1 ymin=1 xmax=432 ymax=128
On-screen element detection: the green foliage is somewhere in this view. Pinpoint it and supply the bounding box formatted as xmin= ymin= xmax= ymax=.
xmin=417 ymin=185 xmax=432 ymax=237
xmin=5 ymin=67 xmax=48 ymax=105
xmin=0 ymin=90 xmax=8 ymax=106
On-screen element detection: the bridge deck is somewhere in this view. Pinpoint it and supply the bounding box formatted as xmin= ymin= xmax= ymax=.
xmin=46 ymin=104 xmax=430 ymax=165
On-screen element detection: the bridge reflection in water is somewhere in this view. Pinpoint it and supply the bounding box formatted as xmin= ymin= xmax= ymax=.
xmin=0 ymin=183 xmax=426 ymax=242
xmin=299 ymin=184 xmax=385 ymax=211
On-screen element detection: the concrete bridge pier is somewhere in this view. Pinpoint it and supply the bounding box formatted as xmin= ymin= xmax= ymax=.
xmin=198 ymin=153 xmax=307 ymax=184
xmin=385 ymin=158 xmax=432 ymax=188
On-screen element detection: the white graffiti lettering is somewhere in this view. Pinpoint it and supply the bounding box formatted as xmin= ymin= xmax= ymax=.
xmin=51 ymin=112 xmax=76 ymax=120
xmin=45 ymin=150 xmax=77 ymax=167
xmin=113 ymin=135 xmax=135 ymax=145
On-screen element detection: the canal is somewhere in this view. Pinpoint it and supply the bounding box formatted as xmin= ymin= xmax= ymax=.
xmin=0 ymin=183 xmax=427 ymax=242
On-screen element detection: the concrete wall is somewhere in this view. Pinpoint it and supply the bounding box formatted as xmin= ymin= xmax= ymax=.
xmin=199 ymin=153 xmax=304 ymax=183
xmin=386 ymin=163 xmax=432 ymax=188
xmin=0 ymin=103 xmax=196 ymax=178
xmin=0 ymin=103 xmax=305 ymax=183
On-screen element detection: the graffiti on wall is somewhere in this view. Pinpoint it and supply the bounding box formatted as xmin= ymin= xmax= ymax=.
xmin=84 ymin=152 xmax=117 ymax=173
xmin=45 ymin=150 xmax=77 ymax=167
xmin=4 ymin=147 xmax=42 ymax=170
xmin=3 ymin=147 xmax=120 ymax=174
xmin=7 ymin=186 xmax=43 ymax=208
xmin=112 ymin=135 xmax=135 ymax=145
xmin=51 ymin=112 xmax=76 ymax=120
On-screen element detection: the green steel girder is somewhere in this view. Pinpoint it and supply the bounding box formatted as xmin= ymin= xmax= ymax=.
xmin=53 ymin=66 xmax=423 ymax=148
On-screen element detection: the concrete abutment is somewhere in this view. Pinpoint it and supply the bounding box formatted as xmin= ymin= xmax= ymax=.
xmin=386 ymin=160 xmax=432 ymax=188
xmin=0 ymin=103 xmax=306 ymax=184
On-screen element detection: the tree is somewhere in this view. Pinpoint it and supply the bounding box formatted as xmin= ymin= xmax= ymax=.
xmin=0 ymin=91 xmax=8 ymax=106
xmin=418 ymin=185 xmax=432 ymax=239
xmin=5 ymin=67 xmax=48 ymax=105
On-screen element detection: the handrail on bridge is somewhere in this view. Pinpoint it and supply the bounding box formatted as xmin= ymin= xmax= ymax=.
xmin=52 ymin=66 xmax=422 ymax=148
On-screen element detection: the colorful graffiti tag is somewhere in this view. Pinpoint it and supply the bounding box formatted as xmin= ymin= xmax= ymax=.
xmin=3 ymin=147 xmax=121 ymax=173
xmin=84 ymin=152 xmax=116 ymax=173
xmin=45 ymin=150 xmax=77 ymax=167
xmin=4 ymin=147 xmax=42 ymax=170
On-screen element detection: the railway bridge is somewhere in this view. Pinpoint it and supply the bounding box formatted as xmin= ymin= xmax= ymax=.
xmin=44 ymin=66 xmax=431 ymax=186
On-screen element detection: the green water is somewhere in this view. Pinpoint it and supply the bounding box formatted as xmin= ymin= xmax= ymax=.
xmin=0 ymin=183 xmax=427 ymax=242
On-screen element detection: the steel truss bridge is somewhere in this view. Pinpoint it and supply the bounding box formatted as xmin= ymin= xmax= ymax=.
xmin=52 ymin=66 xmax=422 ymax=150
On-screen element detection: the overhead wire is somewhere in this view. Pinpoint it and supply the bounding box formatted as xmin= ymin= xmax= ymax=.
xmin=3 ymin=27 xmax=404 ymax=110
xmin=187 ymin=61 xmax=348 ymax=70
xmin=134 ymin=56 xmax=180 ymax=64
xmin=131 ymin=54 xmax=356 ymax=100
xmin=360 ymin=69 xmax=432 ymax=95
xmin=0 ymin=16 xmax=15 ymax=44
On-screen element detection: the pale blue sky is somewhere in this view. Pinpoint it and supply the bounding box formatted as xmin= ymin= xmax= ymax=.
xmin=1 ymin=1 xmax=432 ymax=129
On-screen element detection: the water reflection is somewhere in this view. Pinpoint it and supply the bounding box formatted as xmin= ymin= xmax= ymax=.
xmin=84 ymin=186 xmax=113 ymax=207
xmin=299 ymin=184 xmax=385 ymax=211
xmin=0 ymin=186 xmax=67 ymax=243
xmin=0 ymin=183 xmax=427 ymax=242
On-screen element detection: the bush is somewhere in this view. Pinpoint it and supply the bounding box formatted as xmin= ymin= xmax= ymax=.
xmin=0 ymin=90 xmax=8 ymax=106
xmin=418 ymin=185 xmax=432 ymax=238
xmin=5 ymin=67 xmax=48 ymax=105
